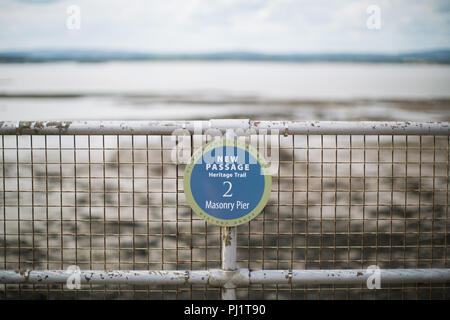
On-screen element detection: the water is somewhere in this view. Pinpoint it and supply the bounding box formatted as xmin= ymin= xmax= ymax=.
xmin=0 ymin=61 xmax=449 ymax=121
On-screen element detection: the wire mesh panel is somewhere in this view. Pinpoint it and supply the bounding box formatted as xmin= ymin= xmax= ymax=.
xmin=236 ymin=134 xmax=449 ymax=299
xmin=0 ymin=123 xmax=449 ymax=299
xmin=0 ymin=134 xmax=222 ymax=299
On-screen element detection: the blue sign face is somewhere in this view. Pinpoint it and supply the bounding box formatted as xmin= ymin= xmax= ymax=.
xmin=184 ymin=139 xmax=271 ymax=226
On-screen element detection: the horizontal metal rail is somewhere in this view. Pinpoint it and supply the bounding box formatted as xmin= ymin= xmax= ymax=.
xmin=250 ymin=269 xmax=450 ymax=285
xmin=1 ymin=269 xmax=450 ymax=286
xmin=0 ymin=120 xmax=448 ymax=135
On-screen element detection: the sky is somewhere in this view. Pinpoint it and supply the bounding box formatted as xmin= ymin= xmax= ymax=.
xmin=0 ymin=0 xmax=449 ymax=53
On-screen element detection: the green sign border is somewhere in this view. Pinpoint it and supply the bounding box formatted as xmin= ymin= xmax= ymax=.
xmin=184 ymin=139 xmax=272 ymax=226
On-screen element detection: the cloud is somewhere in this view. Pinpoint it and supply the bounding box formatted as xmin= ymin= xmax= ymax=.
xmin=16 ymin=0 xmax=61 ymax=3
xmin=0 ymin=0 xmax=449 ymax=52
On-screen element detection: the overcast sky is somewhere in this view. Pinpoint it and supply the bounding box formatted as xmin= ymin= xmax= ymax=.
xmin=0 ymin=0 xmax=449 ymax=53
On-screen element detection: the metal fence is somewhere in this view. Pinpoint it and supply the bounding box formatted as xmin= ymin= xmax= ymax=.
xmin=0 ymin=120 xmax=449 ymax=299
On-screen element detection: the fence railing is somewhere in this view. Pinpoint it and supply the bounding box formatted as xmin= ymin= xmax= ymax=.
xmin=0 ymin=120 xmax=449 ymax=299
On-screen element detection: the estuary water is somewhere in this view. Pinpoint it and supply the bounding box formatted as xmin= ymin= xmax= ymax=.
xmin=0 ymin=61 xmax=449 ymax=121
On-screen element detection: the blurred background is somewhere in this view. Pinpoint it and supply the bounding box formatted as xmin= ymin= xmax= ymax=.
xmin=0 ymin=0 xmax=449 ymax=121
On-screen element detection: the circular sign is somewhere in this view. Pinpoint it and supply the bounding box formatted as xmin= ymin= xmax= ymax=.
xmin=184 ymin=139 xmax=272 ymax=226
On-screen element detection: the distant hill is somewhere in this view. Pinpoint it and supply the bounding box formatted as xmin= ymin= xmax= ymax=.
xmin=1 ymin=49 xmax=450 ymax=63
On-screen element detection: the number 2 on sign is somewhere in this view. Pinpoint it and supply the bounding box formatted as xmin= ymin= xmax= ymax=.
xmin=223 ymin=181 xmax=233 ymax=197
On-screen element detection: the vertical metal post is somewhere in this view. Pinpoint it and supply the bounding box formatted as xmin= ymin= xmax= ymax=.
xmin=221 ymin=227 xmax=237 ymax=300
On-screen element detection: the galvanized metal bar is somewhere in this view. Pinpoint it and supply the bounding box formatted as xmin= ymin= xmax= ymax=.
xmin=249 ymin=269 xmax=450 ymax=285
xmin=1 ymin=269 xmax=449 ymax=286
xmin=0 ymin=121 xmax=448 ymax=135
xmin=221 ymin=227 xmax=237 ymax=300
xmin=253 ymin=121 xmax=450 ymax=136
xmin=0 ymin=270 xmax=209 ymax=285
